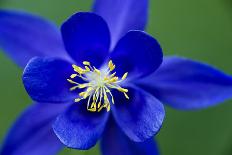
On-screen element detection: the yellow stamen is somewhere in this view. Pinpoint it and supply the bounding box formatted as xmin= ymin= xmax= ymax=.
xmin=72 ymin=65 xmax=86 ymax=74
xmin=109 ymin=77 xmax=118 ymax=83
xmin=110 ymin=72 xmax=116 ymax=77
xmin=83 ymin=61 xmax=91 ymax=66
xmin=108 ymin=60 xmax=115 ymax=71
xmin=85 ymin=66 xmax=90 ymax=72
xmin=94 ymin=67 xmax=101 ymax=75
xmin=70 ymin=74 xmax=77 ymax=78
xmin=122 ymin=72 xmax=128 ymax=80
xmin=78 ymin=84 xmax=89 ymax=89
xmin=75 ymin=98 xmax=81 ymax=102
xmin=70 ymin=86 xmax=79 ymax=91
xmin=124 ymin=93 xmax=129 ymax=99
xmin=118 ymin=87 xmax=128 ymax=93
xmin=67 ymin=79 xmax=78 ymax=84
xmin=79 ymin=92 xmax=86 ymax=97
xmin=86 ymin=87 xmax=93 ymax=92
xmin=67 ymin=60 xmax=129 ymax=112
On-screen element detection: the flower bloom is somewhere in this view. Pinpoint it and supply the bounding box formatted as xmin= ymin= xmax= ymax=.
xmin=22 ymin=11 xmax=165 ymax=150
xmin=1 ymin=1 xmax=232 ymax=155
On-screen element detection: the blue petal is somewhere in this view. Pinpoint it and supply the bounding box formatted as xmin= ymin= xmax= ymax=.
xmin=0 ymin=10 xmax=70 ymax=68
xmin=53 ymin=102 xmax=109 ymax=150
xmin=112 ymin=86 xmax=165 ymax=142
xmin=100 ymin=119 xmax=159 ymax=155
xmin=23 ymin=57 xmax=76 ymax=103
xmin=93 ymin=0 xmax=148 ymax=50
xmin=137 ymin=56 xmax=232 ymax=110
xmin=0 ymin=103 xmax=68 ymax=155
xmin=61 ymin=12 xmax=110 ymax=67
xmin=111 ymin=30 xmax=163 ymax=78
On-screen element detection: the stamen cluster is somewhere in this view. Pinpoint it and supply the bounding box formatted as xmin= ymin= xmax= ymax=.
xmin=67 ymin=60 xmax=129 ymax=112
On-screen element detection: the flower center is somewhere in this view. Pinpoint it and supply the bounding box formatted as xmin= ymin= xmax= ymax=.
xmin=67 ymin=60 xmax=129 ymax=112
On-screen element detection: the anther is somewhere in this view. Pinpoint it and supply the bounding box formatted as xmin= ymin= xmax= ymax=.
xmin=67 ymin=60 xmax=129 ymax=112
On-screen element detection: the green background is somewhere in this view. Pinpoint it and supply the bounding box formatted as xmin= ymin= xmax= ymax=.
xmin=0 ymin=0 xmax=232 ymax=155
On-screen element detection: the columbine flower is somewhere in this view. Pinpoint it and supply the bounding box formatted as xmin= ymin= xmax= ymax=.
xmin=1 ymin=1 xmax=232 ymax=155
xmin=21 ymin=11 xmax=165 ymax=150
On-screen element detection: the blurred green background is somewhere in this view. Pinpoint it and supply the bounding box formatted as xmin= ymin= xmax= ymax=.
xmin=0 ymin=0 xmax=232 ymax=155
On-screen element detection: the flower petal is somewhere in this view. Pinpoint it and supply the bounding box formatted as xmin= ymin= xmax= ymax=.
xmin=100 ymin=119 xmax=159 ymax=155
xmin=61 ymin=12 xmax=110 ymax=67
xmin=112 ymin=86 xmax=165 ymax=142
xmin=93 ymin=0 xmax=148 ymax=49
xmin=0 ymin=10 xmax=70 ymax=68
xmin=22 ymin=57 xmax=76 ymax=103
xmin=111 ymin=30 xmax=163 ymax=78
xmin=53 ymin=102 xmax=109 ymax=150
xmin=137 ymin=56 xmax=232 ymax=110
xmin=0 ymin=103 xmax=68 ymax=155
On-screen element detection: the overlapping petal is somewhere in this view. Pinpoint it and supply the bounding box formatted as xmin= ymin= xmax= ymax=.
xmin=22 ymin=57 xmax=76 ymax=103
xmin=112 ymin=86 xmax=165 ymax=142
xmin=93 ymin=0 xmax=149 ymax=49
xmin=101 ymin=119 xmax=159 ymax=155
xmin=111 ymin=30 xmax=163 ymax=78
xmin=61 ymin=12 xmax=110 ymax=68
xmin=53 ymin=102 xmax=109 ymax=150
xmin=0 ymin=103 xmax=68 ymax=155
xmin=137 ymin=56 xmax=232 ymax=110
xmin=0 ymin=10 xmax=69 ymax=68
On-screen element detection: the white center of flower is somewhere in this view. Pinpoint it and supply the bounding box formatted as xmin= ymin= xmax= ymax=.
xmin=67 ymin=60 xmax=129 ymax=112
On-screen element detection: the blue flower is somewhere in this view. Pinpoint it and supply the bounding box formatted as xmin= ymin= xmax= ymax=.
xmin=0 ymin=1 xmax=232 ymax=155
xmin=21 ymin=11 xmax=165 ymax=151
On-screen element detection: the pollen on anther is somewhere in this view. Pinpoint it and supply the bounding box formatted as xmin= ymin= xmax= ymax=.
xmin=108 ymin=60 xmax=115 ymax=71
xmin=122 ymin=72 xmax=128 ymax=80
xmin=83 ymin=61 xmax=91 ymax=66
xmin=75 ymin=98 xmax=81 ymax=102
xmin=67 ymin=60 xmax=130 ymax=113
xmin=70 ymin=74 xmax=77 ymax=78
